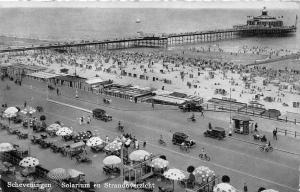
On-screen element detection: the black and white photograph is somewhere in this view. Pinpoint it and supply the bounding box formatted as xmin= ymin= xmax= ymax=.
xmin=0 ymin=0 xmax=299 ymax=192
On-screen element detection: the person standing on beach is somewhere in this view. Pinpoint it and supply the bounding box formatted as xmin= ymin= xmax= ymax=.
xmin=243 ymin=183 xmax=248 ymax=192
xmin=273 ymin=128 xmax=277 ymax=140
xmin=24 ymin=101 xmax=27 ymax=108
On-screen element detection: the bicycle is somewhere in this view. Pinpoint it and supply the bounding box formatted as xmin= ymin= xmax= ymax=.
xmin=199 ymin=153 xmax=211 ymax=161
xmin=258 ymin=145 xmax=273 ymax=152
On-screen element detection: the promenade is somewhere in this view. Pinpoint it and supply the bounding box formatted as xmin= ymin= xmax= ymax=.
xmin=0 ymin=77 xmax=299 ymax=192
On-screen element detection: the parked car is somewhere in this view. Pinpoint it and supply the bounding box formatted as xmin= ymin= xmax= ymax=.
xmin=204 ymin=127 xmax=226 ymax=140
xmin=179 ymin=102 xmax=203 ymax=112
xmin=92 ymin=108 xmax=112 ymax=122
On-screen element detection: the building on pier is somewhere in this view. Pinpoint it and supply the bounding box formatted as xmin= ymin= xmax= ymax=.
xmin=234 ymin=7 xmax=297 ymax=36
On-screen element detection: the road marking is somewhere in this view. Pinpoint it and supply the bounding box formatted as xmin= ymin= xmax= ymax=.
xmin=44 ymin=105 xmax=297 ymax=191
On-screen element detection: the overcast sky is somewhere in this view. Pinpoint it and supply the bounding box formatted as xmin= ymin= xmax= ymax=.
xmin=0 ymin=1 xmax=299 ymax=9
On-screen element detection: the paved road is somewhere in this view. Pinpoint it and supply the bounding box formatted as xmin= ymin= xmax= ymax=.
xmin=0 ymin=79 xmax=299 ymax=192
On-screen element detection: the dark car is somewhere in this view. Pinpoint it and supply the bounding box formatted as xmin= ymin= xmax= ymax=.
xmin=92 ymin=108 xmax=112 ymax=122
xmin=172 ymin=132 xmax=196 ymax=147
xmin=204 ymin=127 xmax=226 ymax=140
xmin=179 ymin=102 xmax=203 ymax=112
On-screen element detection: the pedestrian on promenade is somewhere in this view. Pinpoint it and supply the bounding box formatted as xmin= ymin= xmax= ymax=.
xmin=87 ymin=116 xmax=91 ymax=125
xmin=243 ymin=183 xmax=248 ymax=192
xmin=135 ymin=140 xmax=139 ymax=149
xmin=24 ymin=101 xmax=27 ymax=108
xmin=79 ymin=117 xmax=84 ymax=125
xmin=152 ymin=102 xmax=154 ymax=110
xmin=254 ymin=123 xmax=258 ymax=132
xmin=143 ymin=141 xmax=146 ymax=148
xmin=56 ymin=88 xmax=59 ymax=96
xmin=273 ymin=128 xmax=277 ymax=140
xmin=201 ymin=110 xmax=204 ymax=117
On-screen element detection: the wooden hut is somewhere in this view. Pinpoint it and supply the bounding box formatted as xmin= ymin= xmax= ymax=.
xmin=232 ymin=115 xmax=252 ymax=135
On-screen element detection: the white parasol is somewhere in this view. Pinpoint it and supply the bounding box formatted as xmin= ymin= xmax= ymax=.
xmin=20 ymin=107 xmax=36 ymax=115
xmin=149 ymin=158 xmax=169 ymax=169
xmin=163 ymin=168 xmax=186 ymax=191
xmin=261 ymin=190 xmax=279 ymax=192
xmin=86 ymin=137 xmax=103 ymax=147
xmin=3 ymin=112 xmax=17 ymax=118
xmin=67 ymin=169 xmax=84 ymax=178
xmin=4 ymin=107 xmax=18 ymax=114
xmin=129 ymin=150 xmax=150 ymax=161
xmin=56 ymin=127 xmax=73 ymax=136
xmin=48 ymin=168 xmax=70 ymax=180
xmin=213 ymin=183 xmax=237 ymax=192
xmin=103 ymin=155 xmax=121 ymax=166
xmin=46 ymin=124 xmax=61 ymax=132
xmin=0 ymin=143 xmax=15 ymax=152
xmin=19 ymin=157 xmax=39 ymax=167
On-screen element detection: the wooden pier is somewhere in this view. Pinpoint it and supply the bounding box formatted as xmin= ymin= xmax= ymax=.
xmin=0 ymin=26 xmax=296 ymax=54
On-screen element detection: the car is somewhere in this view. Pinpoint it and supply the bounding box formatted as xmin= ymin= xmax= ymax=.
xmin=92 ymin=108 xmax=112 ymax=122
xmin=204 ymin=127 xmax=226 ymax=140
xmin=179 ymin=102 xmax=203 ymax=112
xmin=172 ymin=132 xmax=196 ymax=147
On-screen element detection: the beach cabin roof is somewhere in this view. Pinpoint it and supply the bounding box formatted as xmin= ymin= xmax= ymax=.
xmin=27 ymin=72 xmax=62 ymax=79
xmin=151 ymin=95 xmax=188 ymax=105
xmin=85 ymin=77 xmax=105 ymax=85
xmin=232 ymin=115 xmax=252 ymax=122
xmin=55 ymin=75 xmax=87 ymax=82
xmin=169 ymin=92 xmax=187 ymax=98
xmin=10 ymin=64 xmax=46 ymax=71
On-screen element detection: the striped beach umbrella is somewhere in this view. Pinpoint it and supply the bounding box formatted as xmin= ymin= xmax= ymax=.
xmin=0 ymin=143 xmax=15 ymax=152
xmin=48 ymin=168 xmax=70 ymax=180
xmin=19 ymin=157 xmax=39 ymax=168
xmin=86 ymin=137 xmax=103 ymax=147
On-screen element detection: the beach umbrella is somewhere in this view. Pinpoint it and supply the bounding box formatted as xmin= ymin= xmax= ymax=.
xmin=104 ymin=141 xmax=122 ymax=152
xmin=19 ymin=157 xmax=39 ymax=167
xmin=48 ymin=168 xmax=70 ymax=180
xmin=86 ymin=137 xmax=103 ymax=147
xmin=46 ymin=123 xmax=61 ymax=132
xmin=193 ymin=166 xmax=215 ymax=181
xmin=56 ymin=127 xmax=73 ymax=136
xmin=149 ymin=158 xmax=169 ymax=169
xmin=213 ymin=183 xmax=237 ymax=192
xmin=4 ymin=107 xmax=18 ymax=114
xmin=20 ymin=107 xmax=36 ymax=115
xmin=129 ymin=150 xmax=150 ymax=161
xmin=103 ymin=155 xmax=121 ymax=166
xmin=0 ymin=143 xmax=15 ymax=152
xmin=261 ymin=190 xmax=279 ymax=192
xmin=67 ymin=169 xmax=84 ymax=178
xmin=163 ymin=168 xmax=186 ymax=191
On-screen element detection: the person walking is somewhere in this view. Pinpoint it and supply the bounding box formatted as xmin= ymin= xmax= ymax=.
xmin=273 ymin=128 xmax=278 ymax=140
xmin=87 ymin=116 xmax=91 ymax=125
xmin=254 ymin=123 xmax=258 ymax=132
xmin=24 ymin=101 xmax=27 ymax=108
xmin=143 ymin=141 xmax=146 ymax=148
xmin=243 ymin=183 xmax=248 ymax=192
xmin=56 ymin=88 xmax=59 ymax=96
